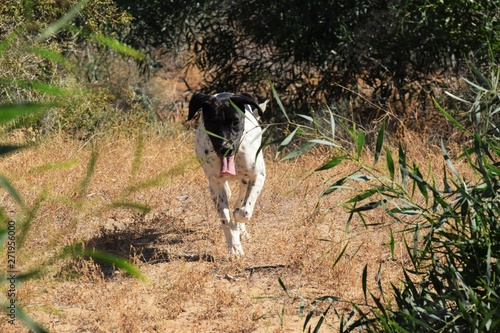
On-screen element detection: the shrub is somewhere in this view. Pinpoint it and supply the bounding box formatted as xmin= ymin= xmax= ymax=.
xmin=268 ymin=63 xmax=500 ymax=332
xmin=0 ymin=6 xmax=150 ymax=331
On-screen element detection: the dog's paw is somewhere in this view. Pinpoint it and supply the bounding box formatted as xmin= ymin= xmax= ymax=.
xmin=238 ymin=222 xmax=251 ymax=241
xmin=222 ymin=221 xmax=244 ymax=256
xmin=228 ymin=243 xmax=244 ymax=256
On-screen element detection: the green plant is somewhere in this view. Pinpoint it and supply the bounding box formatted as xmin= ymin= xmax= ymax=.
xmin=0 ymin=3 xmax=152 ymax=331
xmin=267 ymin=63 xmax=500 ymax=332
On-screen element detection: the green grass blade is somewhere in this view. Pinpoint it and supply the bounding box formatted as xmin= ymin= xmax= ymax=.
xmin=0 ymin=145 xmax=25 ymax=155
xmin=0 ymin=103 xmax=55 ymax=124
xmin=29 ymin=158 xmax=80 ymax=173
xmin=315 ymin=155 xmax=347 ymax=171
xmin=440 ymin=139 xmax=462 ymax=181
xmin=398 ymin=143 xmax=408 ymax=188
xmin=75 ymin=148 xmax=98 ymax=200
xmin=29 ymin=46 xmax=74 ymax=69
xmin=0 ymin=302 xmax=48 ymax=333
xmin=0 ymin=27 xmax=23 ymax=54
xmin=386 ymin=148 xmax=395 ymax=181
xmin=374 ymin=121 xmax=385 ymax=166
xmin=356 ymin=130 xmax=365 ymax=160
xmin=332 ymin=242 xmax=349 ymax=270
xmin=281 ymin=142 xmax=316 ymax=161
xmin=271 ymin=82 xmax=289 ymax=121
xmin=326 ymin=105 xmax=336 ymax=141
xmin=278 ymin=277 xmax=289 ymax=296
xmin=434 ymin=97 xmax=467 ymax=131
xmin=362 ymin=264 xmax=368 ymax=301
xmin=389 ymin=228 xmax=395 ymax=259
xmin=109 ymin=201 xmax=151 ymax=214
xmin=346 ymin=189 xmax=378 ymax=204
xmin=276 ymin=127 xmax=299 ymax=158
xmin=0 ymin=175 xmax=26 ymax=211
xmin=90 ymin=33 xmax=145 ymax=60
xmin=313 ymin=302 xmax=333 ymax=333
xmin=84 ymin=248 xmax=147 ymax=282
xmin=2 ymin=78 xmax=73 ymax=96
xmin=37 ymin=0 xmax=88 ymax=41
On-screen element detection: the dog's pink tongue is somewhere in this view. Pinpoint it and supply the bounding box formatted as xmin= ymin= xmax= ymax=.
xmin=220 ymin=155 xmax=236 ymax=176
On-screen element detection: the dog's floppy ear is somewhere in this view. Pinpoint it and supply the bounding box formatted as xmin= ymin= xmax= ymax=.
xmin=188 ymin=93 xmax=211 ymax=120
xmin=230 ymin=94 xmax=264 ymax=120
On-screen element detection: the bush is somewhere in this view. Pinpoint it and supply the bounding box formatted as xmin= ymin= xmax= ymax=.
xmin=0 ymin=6 xmax=150 ymax=331
xmin=268 ymin=63 xmax=500 ymax=332
xmin=0 ymin=0 xmax=153 ymax=138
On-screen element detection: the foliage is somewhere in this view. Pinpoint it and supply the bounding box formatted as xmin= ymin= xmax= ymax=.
xmin=0 ymin=0 xmax=153 ymax=138
xmin=116 ymin=0 xmax=499 ymax=129
xmin=268 ymin=62 xmax=500 ymax=331
xmin=0 ymin=4 xmax=154 ymax=331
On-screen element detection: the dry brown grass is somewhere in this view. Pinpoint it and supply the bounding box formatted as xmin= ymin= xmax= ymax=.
xmin=0 ymin=127 xmax=463 ymax=332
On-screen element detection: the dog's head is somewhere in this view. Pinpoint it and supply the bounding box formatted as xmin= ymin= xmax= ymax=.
xmin=188 ymin=92 xmax=263 ymax=157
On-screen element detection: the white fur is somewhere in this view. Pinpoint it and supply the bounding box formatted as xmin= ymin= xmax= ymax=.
xmin=195 ymin=97 xmax=267 ymax=255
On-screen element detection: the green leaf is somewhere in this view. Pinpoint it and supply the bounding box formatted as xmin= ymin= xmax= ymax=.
xmin=374 ymin=121 xmax=385 ymax=166
xmin=411 ymin=164 xmax=429 ymax=204
xmin=37 ymin=0 xmax=88 ymax=41
xmin=85 ymin=249 xmax=147 ymax=281
xmin=278 ymin=277 xmax=289 ymax=296
xmin=309 ymin=139 xmax=338 ymax=147
xmin=271 ymin=82 xmax=289 ymax=121
xmin=398 ymin=143 xmax=408 ymax=188
xmin=313 ymin=302 xmax=333 ymax=333
xmin=346 ymin=189 xmax=378 ymax=204
xmin=386 ymin=148 xmax=395 ymax=181
xmin=75 ymin=148 xmax=98 ymax=200
xmin=29 ymin=46 xmax=73 ymax=68
xmin=0 ymin=175 xmax=26 ymax=210
xmin=297 ymin=114 xmax=313 ymax=123
xmin=0 ymin=27 xmax=23 ymax=54
xmin=434 ymin=97 xmax=467 ymax=131
xmin=109 ymin=201 xmax=151 ymax=214
xmin=62 ymin=244 xmax=146 ymax=281
xmin=276 ymin=127 xmax=299 ymax=158
xmin=356 ymin=130 xmax=365 ymax=159
xmin=2 ymin=78 xmax=73 ymax=96
xmin=388 ymin=228 xmax=395 ymax=259
xmin=315 ymin=156 xmax=346 ymax=171
xmin=90 ymin=33 xmax=145 ymax=60
xmin=29 ymin=158 xmax=80 ymax=173
xmin=0 ymin=103 xmax=54 ymax=124
xmin=281 ymin=142 xmax=316 ymax=161
xmin=326 ymin=105 xmax=336 ymax=141
xmin=332 ymin=242 xmax=349 ymax=270
xmin=351 ymin=200 xmax=385 ymax=212
xmin=389 ymin=205 xmax=421 ymax=216
xmin=362 ymin=264 xmax=368 ymax=301
xmin=0 ymin=145 xmax=25 ymax=156
xmin=0 ymin=303 xmax=48 ymax=333
xmin=440 ymin=139 xmax=462 ymax=181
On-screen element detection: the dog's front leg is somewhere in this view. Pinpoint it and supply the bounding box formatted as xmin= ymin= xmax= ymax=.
xmin=209 ymin=179 xmax=244 ymax=255
xmin=234 ymin=167 xmax=266 ymax=237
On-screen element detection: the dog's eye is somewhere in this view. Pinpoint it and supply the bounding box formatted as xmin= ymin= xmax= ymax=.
xmin=232 ymin=119 xmax=240 ymax=127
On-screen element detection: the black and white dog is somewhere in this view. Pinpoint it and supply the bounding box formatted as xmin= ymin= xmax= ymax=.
xmin=188 ymin=93 xmax=267 ymax=255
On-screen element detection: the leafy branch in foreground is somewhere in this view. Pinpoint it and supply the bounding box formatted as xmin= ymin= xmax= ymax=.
xmin=266 ymin=63 xmax=500 ymax=332
xmin=0 ymin=3 xmax=148 ymax=332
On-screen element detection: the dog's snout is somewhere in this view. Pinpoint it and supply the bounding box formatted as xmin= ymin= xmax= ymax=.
xmin=222 ymin=140 xmax=233 ymax=150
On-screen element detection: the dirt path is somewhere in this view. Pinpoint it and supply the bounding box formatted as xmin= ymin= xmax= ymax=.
xmin=0 ymin=134 xmax=407 ymax=332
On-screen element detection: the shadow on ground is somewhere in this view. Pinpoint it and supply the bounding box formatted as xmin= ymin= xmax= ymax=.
xmin=62 ymin=212 xmax=215 ymax=279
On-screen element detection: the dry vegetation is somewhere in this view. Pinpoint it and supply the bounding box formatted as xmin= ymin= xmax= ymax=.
xmin=0 ymin=121 xmax=464 ymax=332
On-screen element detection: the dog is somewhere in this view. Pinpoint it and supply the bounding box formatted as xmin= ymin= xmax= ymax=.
xmin=188 ymin=92 xmax=267 ymax=255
